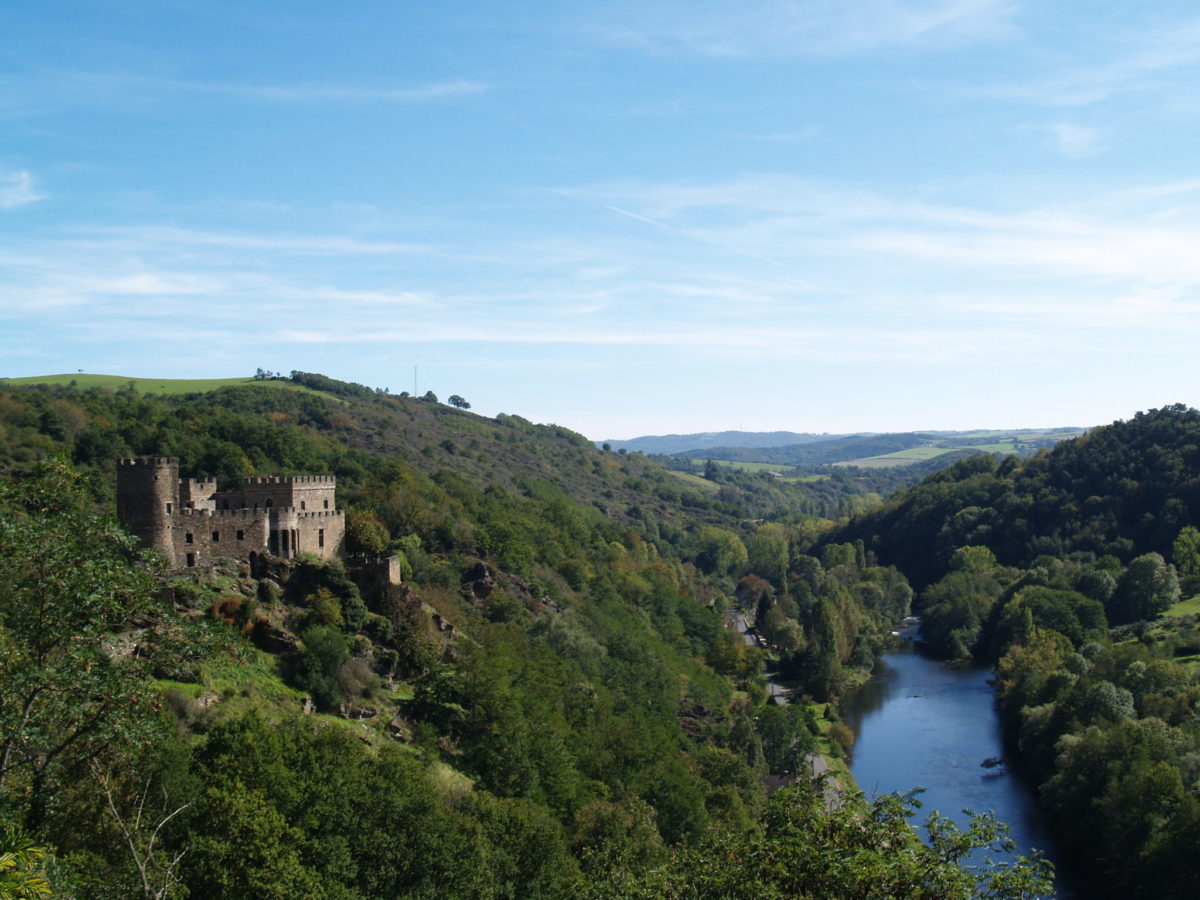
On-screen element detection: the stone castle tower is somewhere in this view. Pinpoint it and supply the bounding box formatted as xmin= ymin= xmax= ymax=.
xmin=116 ymin=458 xmax=345 ymax=568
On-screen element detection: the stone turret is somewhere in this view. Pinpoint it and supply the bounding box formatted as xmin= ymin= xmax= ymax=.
xmin=116 ymin=457 xmax=179 ymax=564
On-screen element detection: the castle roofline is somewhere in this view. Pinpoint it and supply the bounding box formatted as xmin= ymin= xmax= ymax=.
xmin=244 ymin=475 xmax=336 ymax=485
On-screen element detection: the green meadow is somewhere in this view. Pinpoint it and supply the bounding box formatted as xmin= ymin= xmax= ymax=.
xmin=1 ymin=373 xmax=336 ymax=399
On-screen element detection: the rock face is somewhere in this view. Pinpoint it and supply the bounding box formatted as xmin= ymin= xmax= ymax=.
xmin=460 ymin=561 xmax=551 ymax=614
xmin=462 ymin=562 xmax=496 ymax=600
xmin=251 ymin=620 xmax=300 ymax=654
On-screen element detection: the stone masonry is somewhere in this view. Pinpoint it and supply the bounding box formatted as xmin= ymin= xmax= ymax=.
xmin=116 ymin=457 xmax=345 ymax=569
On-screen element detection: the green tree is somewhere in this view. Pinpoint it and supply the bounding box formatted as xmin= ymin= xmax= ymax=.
xmin=1171 ymin=526 xmax=1200 ymax=595
xmin=447 ymin=395 xmax=471 ymax=409
xmin=747 ymin=523 xmax=789 ymax=591
xmin=343 ymin=507 xmax=390 ymax=556
xmin=0 ymin=825 xmax=52 ymax=899
xmin=695 ymin=526 xmax=747 ymax=577
xmin=1110 ymin=553 xmax=1180 ymax=623
xmin=586 ymin=785 xmax=1053 ymax=899
xmin=0 ymin=460 xmax=170 ymax=826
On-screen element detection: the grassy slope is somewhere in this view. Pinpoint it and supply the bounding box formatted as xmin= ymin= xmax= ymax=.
xmin=0 ymin=372 xmax=336 ymax=399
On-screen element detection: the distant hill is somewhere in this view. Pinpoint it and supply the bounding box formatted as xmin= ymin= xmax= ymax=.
xmin=667 ymin=427 xmax=1086 ymax=469
xmin=599 ymin=430 xmax=852 ymax=455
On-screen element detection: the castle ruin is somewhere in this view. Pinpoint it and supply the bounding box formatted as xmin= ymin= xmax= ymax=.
xmin=116 ymin=457 xmax=345 ymax=568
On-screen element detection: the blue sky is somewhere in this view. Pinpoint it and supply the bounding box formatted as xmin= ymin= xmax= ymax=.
xmin=3 ymin=1 xmax=1200 ymax=439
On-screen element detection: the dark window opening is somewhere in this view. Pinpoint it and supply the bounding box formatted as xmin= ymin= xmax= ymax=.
xmin=318 ymin=528 xmax=325 ymax=549
xmin=211 ymin=531 xmax=220 ymax=542
xmin=265 ymin=498 xmax=273 ymax=508
xmin=185 ymin=532 xmax=194 ymax=544
xmin=236 ymin=530 xmax=245 ymax=541
xmin=323 ymin=499 xmax=329 ymax=509
xmin=186 ymin=552 xmax=196 ymax=567
xmin=165 ymin=502 xmax=173 ymax=513
xmin=300 ymin=501 xmax=306 ymax=510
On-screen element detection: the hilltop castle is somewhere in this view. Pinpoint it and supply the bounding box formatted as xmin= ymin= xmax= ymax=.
xmin=116 ymin=457 xmax=345 ymax=569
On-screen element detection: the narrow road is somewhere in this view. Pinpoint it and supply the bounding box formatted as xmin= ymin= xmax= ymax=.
xmin=807 ymin=754 xmax=844 ymax=809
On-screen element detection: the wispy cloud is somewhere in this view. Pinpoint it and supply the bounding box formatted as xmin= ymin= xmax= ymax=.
xmin=0 ymin=170 xmax=43 ymax=209
xmin=969 ymin=14 xmax=1200 ymax=107
xmin=0 ymin=70 xmax=489 ymax=118
xmin=158 ymin=77 xmax=491 ymax=104
xmin=1047 ymin=122 xmax=1099 ymax=157
xmin=584 ymin=0 xmax=1016 ymax=58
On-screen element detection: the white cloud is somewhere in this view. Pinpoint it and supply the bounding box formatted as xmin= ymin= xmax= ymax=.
xmin=585 ymin=0 xmax=1016 ymax=58
xmin=0 ymin=170 xmax=43 ymax=209
xmin=1047 ymin=123 xmax=1099 ymax=157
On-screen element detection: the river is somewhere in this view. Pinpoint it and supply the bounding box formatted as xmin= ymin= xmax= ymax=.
xmin=842 ymin=628 xmax=1077 ymax=897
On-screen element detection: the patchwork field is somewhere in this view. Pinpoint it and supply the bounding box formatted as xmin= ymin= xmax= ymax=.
xmin=832 ymin=429 xmax=1086 ymax=469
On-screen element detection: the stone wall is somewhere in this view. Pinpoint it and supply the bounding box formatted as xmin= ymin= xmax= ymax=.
xmin=171 ymin=507 xmax=271 ymax=569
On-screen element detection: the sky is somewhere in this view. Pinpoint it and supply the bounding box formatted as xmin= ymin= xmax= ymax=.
xmin=3 ymin=1 xmax=1200 ymax=440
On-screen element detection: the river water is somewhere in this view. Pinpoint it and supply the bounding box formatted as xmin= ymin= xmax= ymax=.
xmin=842 ymin=631 xmax=1076 ymax=897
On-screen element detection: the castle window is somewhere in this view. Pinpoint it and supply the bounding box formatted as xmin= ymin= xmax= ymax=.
xmin=300 ymin=501 xmax=306 ymax=510
xmin=187 ymin=501 xmax=195 ymax=509
xmin=236 ymin=530 xmax=245 ymax=541
xmin=318 ymin=528 xmax=325 ymax=549
xmin=266 ymin=498 xmax=273 ymax=508
xmin=165 ymin=502 xmax=172 ymax=513
xmin=185 ymin=532 xmax=194 ymax=544
xmin=211 ymin=531 xmax=220 ymax=542
xmin=323 ymin=499 xmax=329 ymax=509
xmin=186 ymin=552 xmax=196 ymax=567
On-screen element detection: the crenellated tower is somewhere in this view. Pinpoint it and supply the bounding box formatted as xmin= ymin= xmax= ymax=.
xmin=116 ymin=457 xmax=180 ymax=564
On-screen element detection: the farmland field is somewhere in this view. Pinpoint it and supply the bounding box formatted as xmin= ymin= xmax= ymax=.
xmin=833 ymin=446 xmax=951 ymax=468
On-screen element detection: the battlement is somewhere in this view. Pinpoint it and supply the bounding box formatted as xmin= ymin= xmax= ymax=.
xmin=118 ymin=457 xmax=179 ymax=467
xmin=296 ymin=509 xmax=344 ymax=519
xmin=244 ymin=475 xmax=336 ymax=485
xmin=176 ymin=508 xmax=263 ymax=520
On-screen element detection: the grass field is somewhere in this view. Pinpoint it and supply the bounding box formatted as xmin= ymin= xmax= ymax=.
xmin=834 ymin=447 xmax=953 ymax=468
xmin=1164 ymin=594 xmax=1200 ymax=618
xmin=689 ymin=458 xmax=798 ymax=474
xmin=1 ymin=372 xmax=336 ymax=399
xmin=667 ymin=471 xmax=721 ymax=493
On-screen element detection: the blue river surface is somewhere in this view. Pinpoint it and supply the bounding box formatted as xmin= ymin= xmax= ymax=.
xmin=841 ymin=636 xmax=1080 ymax=898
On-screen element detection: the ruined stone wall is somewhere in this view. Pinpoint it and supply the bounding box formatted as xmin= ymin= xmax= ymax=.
xmin=346 ymin=554 xmax=401 ymax=606
xmin=179 ymin=477 xmax=217 ymax=510
xmin=171 ymin=508 xmax=271 ymax=569
xmin=294 ymin=509 xmax=344 ymax=561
